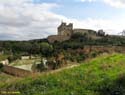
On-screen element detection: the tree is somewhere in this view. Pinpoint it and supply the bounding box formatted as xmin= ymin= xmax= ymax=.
xmin=40 ymin=42 xmax=54 ymax=57
xmin=30 ymin=43 xmax=40 ymax=55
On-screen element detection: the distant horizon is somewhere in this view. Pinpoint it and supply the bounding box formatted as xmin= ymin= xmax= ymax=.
xmin=0 ymin=0 xmax=125 ymax=40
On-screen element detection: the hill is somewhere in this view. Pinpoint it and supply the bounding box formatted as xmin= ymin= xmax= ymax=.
xmin=1 ymin=53 xmax=125 ymax=95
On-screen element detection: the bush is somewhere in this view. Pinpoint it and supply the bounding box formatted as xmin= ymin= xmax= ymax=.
xmin=8 ymin=54 xmax=21 ymax=62
xmin=97 ymin=75 xmax=125 ymax=95
xmin=90 ymin=51 xmax=98 ymax=58
xmin=32 ymin=61 xmax=48 ymax=72
xmin=0 ymin=63 xmax=3 ymax=72
xmin=47 ymin=59 xmax=62 ymax=70
xmin=76 ymin=54 xmax=86 ymax=63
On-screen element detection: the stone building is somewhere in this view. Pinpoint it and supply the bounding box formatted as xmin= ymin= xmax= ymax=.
xmin=58 ymin=22 xmax=73 ymax=36
xmin=47 ymin=22 xmax=98 ymax=43
xmin=97 ymin=29 xmax=105 ymax=36
xmin=47 ymin=22 xmax=73 ymax=43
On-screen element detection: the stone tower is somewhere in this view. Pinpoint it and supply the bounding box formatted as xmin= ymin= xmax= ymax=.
xmin=57 ymin=22 xmax=73 ymax=36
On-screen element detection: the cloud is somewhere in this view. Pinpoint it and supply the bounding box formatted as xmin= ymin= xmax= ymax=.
xmin=76 ymin=0 xmax=96 ymax=3
xmin=0 ymin=0 xmax=65 ymax=40
xmin=0 ymin=0 xmax=30 ymax=5
xmin=104 ymin=0 xmax=125 ymax=8
xmin=79 ymin=0 xmax=125 ymax=8
xmin=80 ymin=0 xmax=96 ymax=2
xmin=0 ymin=0 xmax=124 ymax=40
xmin=65 ymin=18 xmax=123 ymax=35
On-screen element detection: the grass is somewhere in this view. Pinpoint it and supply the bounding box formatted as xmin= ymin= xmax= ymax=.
xmin=0 ymin=73 xmax=13 ymax=82
xmin=0 ymin=54 xmax=9 ymax=61
xmin=1 ymin=53 xmax=125 ymax=95
xmin=0 ymin=73 xmax=20 ymax=86
xmin=10 ymin=58 xmax=41 ymax=66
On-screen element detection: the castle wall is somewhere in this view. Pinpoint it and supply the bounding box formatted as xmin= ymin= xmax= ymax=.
xmin=73 ymin=29 xmax=96 ymax=35
xmin=48 ymin=22 xmax=98 ymax=43
xmin=58 ymin=22 xmax=73 ymax=36
xmin=58 ymin=30 xmax=73 ymax=36
xmin=73 ymin=29 xmax=89 ymax=34
xmin=47 ymin=35 xmax=70 ymax=43
xmin=83 ymin=46 xmax=125 ymax=54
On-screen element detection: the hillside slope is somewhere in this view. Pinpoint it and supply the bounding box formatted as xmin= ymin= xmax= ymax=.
xmin=1 ymin=53 xmax=125 ymax=95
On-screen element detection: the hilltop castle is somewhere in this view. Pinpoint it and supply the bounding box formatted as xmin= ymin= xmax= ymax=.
xmin=47 ymin=22 xmax=105 ymax=43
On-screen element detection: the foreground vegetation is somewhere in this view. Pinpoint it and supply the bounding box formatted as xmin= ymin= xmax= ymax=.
xmin=1 ymin=53 xmax=125 ymax=95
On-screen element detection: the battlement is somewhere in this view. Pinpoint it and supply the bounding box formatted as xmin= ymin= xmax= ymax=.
xmin=58 ymin=22 xmax=73 ymax=36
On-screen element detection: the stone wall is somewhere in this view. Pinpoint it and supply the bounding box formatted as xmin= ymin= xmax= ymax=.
xmin=47 ymin=35 xmax=71 ymax=43
xmin=73 ymin=29 xmax=97 ymax=36
xmin=47 ymin=22 xmax=98 ymax=43
xmin=83 ymin=46 xmax=125 ymax=54
xmin=58 ymin=22 xmax=73 ymax=36
xmin=3 ymin=65 xmax=32 ymax=77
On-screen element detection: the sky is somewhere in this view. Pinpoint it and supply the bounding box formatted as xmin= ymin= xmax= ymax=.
xmin=0 ymin=0 xmax=125 ymax=40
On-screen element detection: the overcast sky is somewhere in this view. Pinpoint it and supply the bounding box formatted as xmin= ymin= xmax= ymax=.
xmin=0 ymin=0 xmax=125 ymax=40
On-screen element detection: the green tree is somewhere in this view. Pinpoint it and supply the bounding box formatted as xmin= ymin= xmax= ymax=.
xmin=40 ymin=42 xmax=54 ymax=57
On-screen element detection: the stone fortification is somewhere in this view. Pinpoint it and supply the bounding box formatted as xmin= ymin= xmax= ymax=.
xmin=47 ymin=22 xmax=104 ymax=43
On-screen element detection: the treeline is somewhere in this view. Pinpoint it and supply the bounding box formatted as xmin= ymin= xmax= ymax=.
xmin=53 ymin=33 xmax=125 ymax=51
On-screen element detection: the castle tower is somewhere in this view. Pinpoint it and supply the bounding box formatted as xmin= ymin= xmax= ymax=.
xmin=58 ymin=22 xmax=73 ymax=36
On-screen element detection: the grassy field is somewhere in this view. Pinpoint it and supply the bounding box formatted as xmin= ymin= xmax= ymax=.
xmin=1 ymin=53 xmax=125 ymax=95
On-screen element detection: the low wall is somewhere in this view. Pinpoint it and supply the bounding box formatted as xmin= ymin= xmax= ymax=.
xmin=3 ymin=65 xmax=32 ymax=77
xmin=83 ymin=46 xmax=125 ymax=54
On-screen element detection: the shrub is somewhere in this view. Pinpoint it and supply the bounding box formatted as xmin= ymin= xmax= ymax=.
xmin=90 ymin=51 xmax=98 ymax=58
xmin=96 ymin=74 xmax=125 ymax=95
xmin=0 ymin=63 xmax=3 ymax=72
xmin=76 ymin=54 xmax=86 ymax=63
xmin=32 ymin=61 xmax=48 ymax=72
xmin=46 ymin=59 xmax=56 ymax=70
xmin=8 ymin=54 xmax=21 ymax=63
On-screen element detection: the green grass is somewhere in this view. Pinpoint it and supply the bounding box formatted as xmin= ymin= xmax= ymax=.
xmin=0 ymin=73 xmax=13 ymax=82
xmin=0 ymin=54 xmax=9 ymax=61
xmin=1 ymin=53 xmax=125 ymax=95
xmin=0 ymin=73 xmax=20 ymax=86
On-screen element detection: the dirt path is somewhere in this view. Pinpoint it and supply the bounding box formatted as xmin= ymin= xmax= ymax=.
xmin=49 ymin=64 xmax=79 ymax=74
xmin=31 ymin=63 xmax=80 ymax=78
